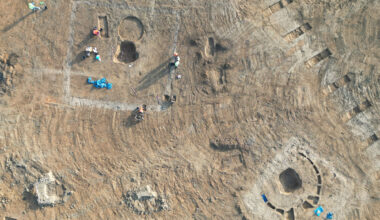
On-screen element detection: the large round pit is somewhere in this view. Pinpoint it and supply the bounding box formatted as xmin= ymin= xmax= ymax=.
xmin=117 ymin=41 xmax=139 ymax=63
xmin=279 ymin=168 xmax=302 ymax=193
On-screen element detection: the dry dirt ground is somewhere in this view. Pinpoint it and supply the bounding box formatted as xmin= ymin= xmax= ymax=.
xmin=0 ymin=0 xmax=379 ymax=219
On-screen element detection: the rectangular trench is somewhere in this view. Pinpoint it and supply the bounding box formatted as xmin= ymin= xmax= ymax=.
xmin=264 ymin=0 xmax=294 ymax=17
xmin=98 ymin=16 xmax=109 ymax=38
xmin=344 ymin=99 xmax=372 ymax=121
xmin=367 ymin=133 xmax=379 ymax=146
xmin=323 ymin=72 xmax=354 ymax=95
xmin=305 ymin=49 xmax=332 ymax=68
xmin=284 ymin=23 xmax=312 ymax=42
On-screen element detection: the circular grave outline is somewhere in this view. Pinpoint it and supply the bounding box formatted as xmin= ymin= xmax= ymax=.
xmin=262 ymin=152 xmax=323 ymax=219
xmin=118 ymin=16 xmax=144 ymax=42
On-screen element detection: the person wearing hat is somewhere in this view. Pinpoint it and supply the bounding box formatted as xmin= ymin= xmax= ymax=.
xmin=92 ymin=27 xmax=103 ymax=37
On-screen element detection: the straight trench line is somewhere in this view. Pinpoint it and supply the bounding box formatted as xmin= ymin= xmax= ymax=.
xmin=64 ymin=0 xmax=79 ymax=99
xmin=68 ymin=97 xmax=161 ymax=112
xmin=26 ymin=68 xmax=88 ymax=76
xmin=149 ymin=0 xmax=156 ymax=18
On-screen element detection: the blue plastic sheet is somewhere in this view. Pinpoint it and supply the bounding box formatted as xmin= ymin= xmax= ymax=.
xmin=261 ymin=194 xmax=268 ymax=203
xmin=314 ymin=206 xmax=324 ymax=216
xmin=326 ymin=212 xmax=333 ymax=219
xmin=107 ymin=83 xmax=112 ymax=90
xmin=87 ymin=77 xmax=112 ymax=89
xmin=87 ymin=77 xmax=94 ymax=84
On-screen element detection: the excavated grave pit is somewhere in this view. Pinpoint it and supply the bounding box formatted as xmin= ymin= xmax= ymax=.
xmin=279 ymin=168 xmax=302 ymax=193
xmin=116 ymin=41 xmax=139 ymax=63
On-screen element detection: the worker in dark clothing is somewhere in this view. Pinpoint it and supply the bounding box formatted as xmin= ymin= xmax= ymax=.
xmin=164 ymin=95 xmax=176 ymax=104
xmin=134 ymin=104 xmax=147 ymax=121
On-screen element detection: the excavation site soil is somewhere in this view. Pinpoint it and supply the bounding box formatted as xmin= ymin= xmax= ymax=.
xmin=0 ymin=0 xmax=379 ymax=219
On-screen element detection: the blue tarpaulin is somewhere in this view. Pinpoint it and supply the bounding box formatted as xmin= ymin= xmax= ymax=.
xmin=326 ymin=212 xmax=333 ymax=219
xmin=314 ymin=206 xmax=324 ymax=216
xmin=87 ymin=77 xmax=112 ymax=89
xmin=107 ymin=83 xmax=112 ymax=90
xmin=261 ymin=194 xmax=268 ymax=203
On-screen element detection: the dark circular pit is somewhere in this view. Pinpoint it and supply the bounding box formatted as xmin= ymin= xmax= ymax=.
xmin=279 ymin=168 xmax=302 ymax=193
xmin=117 ymin=41 xmax=139 ymax=63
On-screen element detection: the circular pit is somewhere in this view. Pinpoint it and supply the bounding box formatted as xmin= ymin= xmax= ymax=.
xmin=118 ymin=16 xmax=144 ymax=41
xmin=117 ymin=41 xmax=139 ymax=63
xmin=279 ymin=168 xmax=302 ymax=193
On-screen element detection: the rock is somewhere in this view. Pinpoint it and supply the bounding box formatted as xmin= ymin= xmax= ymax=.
xmin=34 ymin=171 xmax=72 ymax=207
xmin=34 ymin=172 xmax=59 ymax=206
xmin=134 ymin=185 xmax=157 ymax=201
xmin=1 ymin=196 xmax=10 ymax=204
xmin=123 ymin=185 xmax=169 ymax=215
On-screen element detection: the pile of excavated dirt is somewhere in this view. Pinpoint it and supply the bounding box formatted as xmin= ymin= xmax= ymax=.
xmin=0 ymin=0 xmax=379 ymax=219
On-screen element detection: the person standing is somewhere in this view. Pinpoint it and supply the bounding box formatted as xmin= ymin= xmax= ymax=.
xmin=174 ymin=52 xmax=180 ymax=68
xmin=28 ymin=2 xmax=47 ymax=12
xmin=95 ymin=54 xmax=101 ymax=62
xmin=85 ymin=46 xmax=93 ymax=57
xmin=28 ymin=2 xmax=40 ymax=12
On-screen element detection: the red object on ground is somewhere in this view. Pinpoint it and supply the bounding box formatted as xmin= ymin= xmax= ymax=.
xmin=93 ymin=29 xmax=100 ymax=36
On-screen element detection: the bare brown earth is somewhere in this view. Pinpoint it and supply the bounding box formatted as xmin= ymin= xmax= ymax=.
xmin=0 ymin=0 xmax=379 ymax=219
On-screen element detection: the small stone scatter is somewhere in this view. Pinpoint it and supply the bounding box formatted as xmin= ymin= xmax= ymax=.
xmin=123 ymin=185 xmax=169 ymax=215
